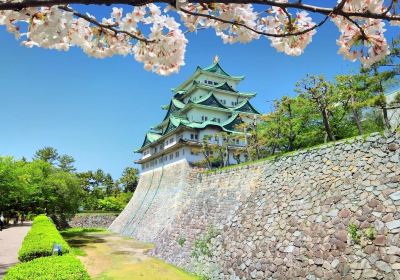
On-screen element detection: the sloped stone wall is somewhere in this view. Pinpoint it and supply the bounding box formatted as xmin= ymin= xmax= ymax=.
xmin=111 ymin=133 xmax=400 ymax=279
xmin=109 ymin=159 xmax=193 ymax=242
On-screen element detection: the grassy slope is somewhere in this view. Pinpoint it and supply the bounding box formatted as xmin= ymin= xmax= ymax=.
xmin=61 ymin=228 xmax=199 ymax=280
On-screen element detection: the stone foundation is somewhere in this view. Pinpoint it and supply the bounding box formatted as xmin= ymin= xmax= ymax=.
xmin=111 ymin=133 xmax=400 ymax=279
xmin=69 ymin=213 xmax=117 ymax=228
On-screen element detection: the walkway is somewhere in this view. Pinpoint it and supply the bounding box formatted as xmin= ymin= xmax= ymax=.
xmin=0 ymin=222 xmax=32 ymax=279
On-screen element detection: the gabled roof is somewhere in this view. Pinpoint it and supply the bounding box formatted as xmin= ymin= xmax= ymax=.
xmin=162 ymin=99 xmax=186 ymax=120
xmin=215 ymin=82 xmax=237 ymax=92
xmin=141 ymin=132 xmax=162 ymax=148
xmin=201 ymin=62 xmax=231 ymax=76
xmin=173 ymin=61 xmax=244 ymax=93
xmin=191 ymin=92 xmax=228 ymax=109
xmin=234 ymin=99 xmax=261 ymax=114
xmin=222 ymin=113 xmax=245 ymax=131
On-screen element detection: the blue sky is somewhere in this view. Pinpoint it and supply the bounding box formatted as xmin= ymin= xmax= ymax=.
xmin=0 ymin=5 xmax=398 ymax=179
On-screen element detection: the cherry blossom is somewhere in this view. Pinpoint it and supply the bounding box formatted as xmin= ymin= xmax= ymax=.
xmin=332 ymin=0 xmax=389 ymax=67
xmin=261 ymin=9 xmax=316 ymax=56
xmin=0 ymin=0 xmax=397 ymax=75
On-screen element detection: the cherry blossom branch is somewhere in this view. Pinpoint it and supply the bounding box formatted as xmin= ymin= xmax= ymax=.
xmin=341 ymin=13 xmax=368 ymax=40
xmin=0 ymin=0 xmax=399 ymax=23
xmin=58 ymin=5 xmax=152 ymax=42
xmin=179 ymin=6 xmax=329 ymax=38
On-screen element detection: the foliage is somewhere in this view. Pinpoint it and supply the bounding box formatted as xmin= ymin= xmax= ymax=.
xmin=0 ymin=157 xmax=84 ymax=225
xmin=348 ymin=223 xmax=361 ymax=244
xmin=192 ymin=227 xmax=218 ymax=259
xmin=18 ymin=215 xmax=70 ymax=262
xmin=178 ymin=237 xmax=186 ymax=247
xmin=118 ymin=167 xmax=139 ymax=193
xmin=97 ymin=192 xmax=133 ymax=212
xmin=364 ymin=226 xmax=377 ymax=241
xmin=33 ymin=147 xmax=59 ymax=165
xmin=77 ymin=166 xmax=137 ymax=211
xmin=0 ymin=145 xmax=138 ymax=221
xmin=4 ymin=255 xmax=90 ymax=280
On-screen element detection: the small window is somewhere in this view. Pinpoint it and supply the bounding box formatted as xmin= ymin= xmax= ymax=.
xmin=176 ymin=151 xmax=180 ymax=157
xmin=190 ymin=134 xmax=194 ymax=140
xmin=208 ymin=81 xmax=213 ymax=85
xmin=194 ymin=134 xmax=198 ymax=140
xmin=214 ymin=82 xmax=218 ymax=85
xmin=182 ymin=149 xmax=185 ymax=155
xmin=169 ymin=154 xmax=173 ymax=160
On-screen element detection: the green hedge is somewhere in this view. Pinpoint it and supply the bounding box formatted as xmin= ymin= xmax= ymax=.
xmin=4 ymin=255 xmax=90 ymax=280
xmin=18 ymin=215 xmax=70 ymax=262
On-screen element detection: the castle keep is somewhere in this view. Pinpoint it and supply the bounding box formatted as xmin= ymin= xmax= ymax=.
xmin=136 ymin=57 xmax=260 ymax=172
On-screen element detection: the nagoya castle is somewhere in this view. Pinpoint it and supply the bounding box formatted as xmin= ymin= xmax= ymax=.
xmin=136 ymin=57 xmax=260 ymax=172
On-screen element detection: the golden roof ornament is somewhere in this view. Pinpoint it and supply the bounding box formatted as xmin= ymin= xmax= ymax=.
xmin=213 ymin=55 xmax=219 ymax=64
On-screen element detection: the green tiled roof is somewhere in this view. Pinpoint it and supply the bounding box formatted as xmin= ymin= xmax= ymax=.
xmin=201 ymin=62 xmax=231 ymax=76
xmin=137 ymin=60 xmax=261 ymax=152
xmin=233 ymin=100 xmax=261 ymax=114
xmin=140 ymin=132 xmax=162 ymax=148
xmin=191 ymin=93 xmax=227 ymax=109
xmin=215 ymin=82 xmax=237 ymax=92
xmin=162 ymin=98 xmax=186 ymax=120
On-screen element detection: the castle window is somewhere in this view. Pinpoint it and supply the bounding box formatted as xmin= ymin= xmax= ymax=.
xmin=169 ymin=154 xmax=173 ymax=160
xmin=214 ymin=82 xmax=218 ymax=85
xmin=176 ymin=151 xmax=180 ymax=158
xmin=194 ymin=134 xmax=198 ymax=140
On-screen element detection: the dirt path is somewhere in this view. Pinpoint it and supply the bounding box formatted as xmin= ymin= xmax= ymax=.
xmin=0 ymin=223 xmax=32 ymax=279
xmin=62 ymin=230 xmax=198 ymax=280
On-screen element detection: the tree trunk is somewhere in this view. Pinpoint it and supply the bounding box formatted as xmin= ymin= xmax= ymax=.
xmin=382 ymin=106 xmax=392 ymax=130
xmin=350 ymin=95 xmax=363 ymax=135
xmin=287 ymin=102 xmax=295 ymax=151
xmin=352 ymin=109 xmax=364 ymax=135
xmin=321 ymin=108 xmax=335 ymax=141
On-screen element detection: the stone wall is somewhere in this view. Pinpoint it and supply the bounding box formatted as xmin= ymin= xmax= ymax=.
xmin=111 ymin=133 xmax=400 ymax=279
xmin=109 ymin=159 xmax=193 ymax=242
xmin=69 ymin=213 xmax=117 ymax=228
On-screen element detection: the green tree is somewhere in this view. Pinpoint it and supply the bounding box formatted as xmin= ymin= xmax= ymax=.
xmin=33 ymin=147 xmax=59 ymax=164
xmin=58 ymin=154 xmax=76 ymax=172
xmin=296 ymin=75 xmax=336 ymax=142
xmin=119 ymin=167 xmax=139 ymax=193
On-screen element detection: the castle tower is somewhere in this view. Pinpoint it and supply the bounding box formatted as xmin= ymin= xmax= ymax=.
xmin=135 ymin=59 xmax=260 ymax=172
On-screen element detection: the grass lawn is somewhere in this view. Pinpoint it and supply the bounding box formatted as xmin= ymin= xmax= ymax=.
xmin=61 ymin=228 xmax=199 ymax=280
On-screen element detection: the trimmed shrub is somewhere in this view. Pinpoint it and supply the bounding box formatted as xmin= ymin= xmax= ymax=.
xmin=4 ymin=255 xmax=90 ymax=280
xmin=18 ymin=215 xmax=70 ymax=262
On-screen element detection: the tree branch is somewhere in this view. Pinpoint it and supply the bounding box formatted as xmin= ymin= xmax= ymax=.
xmin=179 ymin=6 xmax=329 ymax=38
xmin=0 ymin=0 xmax=399 ymax=24
xmin=58 ymin=5 xmax=152 ymax=42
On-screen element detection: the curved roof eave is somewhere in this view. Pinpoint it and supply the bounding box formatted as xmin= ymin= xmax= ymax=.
xmin=233 ymin=100 xmax=261 ymax=114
